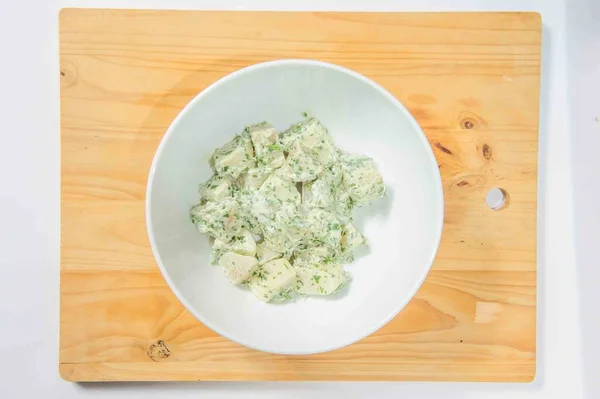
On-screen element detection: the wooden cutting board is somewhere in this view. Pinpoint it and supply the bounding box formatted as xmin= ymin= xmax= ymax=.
xmin=59 ymin=9 xmax=540 ymax=382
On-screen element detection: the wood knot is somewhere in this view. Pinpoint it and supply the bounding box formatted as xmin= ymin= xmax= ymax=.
xmin=452 ymin=174 xmax=486 ymax=190
xmin=458 ymin=111 xmax=487 ymax=130
xmin=59 ymin=61 xmax=78 ymax=88
xmin=482 ymin=144 xmax=492 ymax=160
xmin=147 ymin=340 xmax=170 ymax=362
xmin=434 ymin=142 xmax=452 ymax=155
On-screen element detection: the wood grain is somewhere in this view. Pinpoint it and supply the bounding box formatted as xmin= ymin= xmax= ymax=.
xmin=59 ymin=9 xmax=540 ymax=382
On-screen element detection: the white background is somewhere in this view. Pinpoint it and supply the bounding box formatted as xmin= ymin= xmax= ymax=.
xmin=0 ymin=0 xmax=598 ymax=398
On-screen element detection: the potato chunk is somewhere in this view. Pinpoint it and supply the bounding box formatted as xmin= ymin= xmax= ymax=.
xmin=294 ymin=261 xmax=348 ymax=296
xmin=259 ymin=173 xmax=301 ymax=208
xmin=200 ymin=174 xmax=232 ymax=202
xmin=256 ymin=242 xmax=282 ymax=265
xmin=219 ymin=252 xmax=258 ymax=284
xmin=212 ymin=134 xmax=255 ymax=179
xmin=248 ymin=259 xmax=296 ymax=302
xmin=340 ymin=153 xmax=386 ymax=207
xmin=190 ymin=198 xmax=242 ymax=241
xmin=211 ymin=229 xmax=257 ymax=264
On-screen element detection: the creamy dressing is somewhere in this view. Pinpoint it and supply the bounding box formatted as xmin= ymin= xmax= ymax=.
xmin=190 ymin=117 xmax=386 ymax=302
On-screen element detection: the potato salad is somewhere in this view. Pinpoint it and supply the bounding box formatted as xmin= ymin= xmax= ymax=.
xmin=190 ymin=117 xmax=386 ymax=303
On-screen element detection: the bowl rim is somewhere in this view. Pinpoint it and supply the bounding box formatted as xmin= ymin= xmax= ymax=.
xmin=146 ymin=59 xmax=445 ymax=355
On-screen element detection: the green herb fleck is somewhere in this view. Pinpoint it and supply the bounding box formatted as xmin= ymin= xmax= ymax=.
xmin=279 ymin=290 xmax=293 ymax=301
xmin=328 ymin=223 xmax=341 ymax=231
xmin=313 ymin=275 xmax=321 ymax=283
xmin=256 ymin=270 xmax=267 ymax=281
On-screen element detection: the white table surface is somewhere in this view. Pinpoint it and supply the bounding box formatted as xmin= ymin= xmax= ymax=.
xmin=1 ymin=0 xmax=598 ymax=397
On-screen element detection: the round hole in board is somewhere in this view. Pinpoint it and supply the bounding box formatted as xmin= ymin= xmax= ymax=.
xmin=486 ymin=187 xmax=510 ymax=210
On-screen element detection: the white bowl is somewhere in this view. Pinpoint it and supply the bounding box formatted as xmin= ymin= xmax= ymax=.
xmin=146 ymin=60 xmax=444 ymax=355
